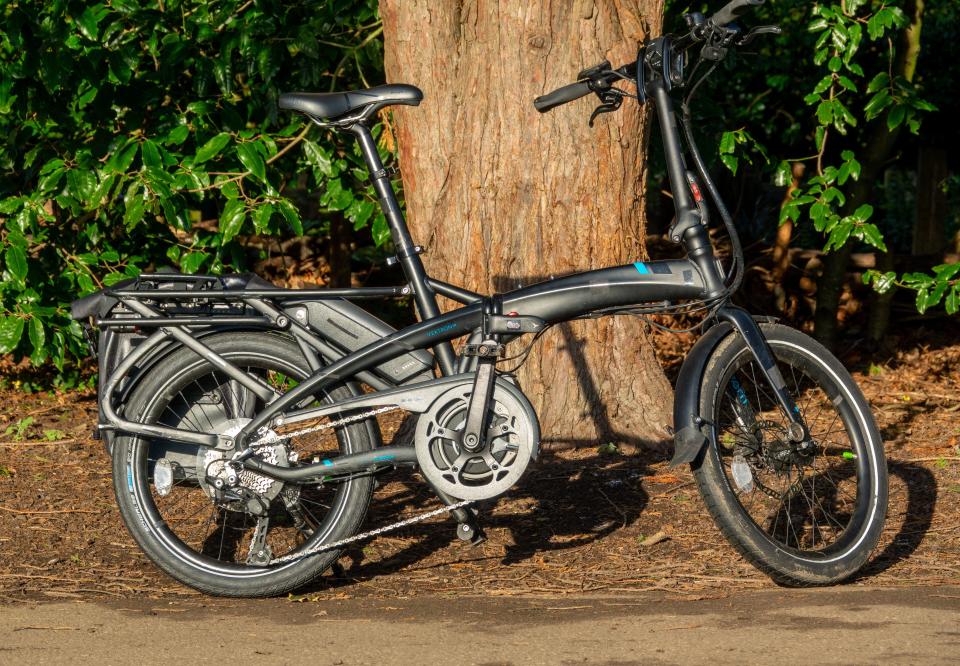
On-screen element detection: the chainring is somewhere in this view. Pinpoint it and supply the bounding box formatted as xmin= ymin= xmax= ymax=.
xmin=414 ymin=379 xmax=539 ymax=501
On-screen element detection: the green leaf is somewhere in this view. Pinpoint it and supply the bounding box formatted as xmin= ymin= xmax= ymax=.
xmin=867 ymin=72 xmax=889 ymax=93
xmin=773 ymin=161 xmax=792 ymax=188
xmin=27 ymin=317 xmax=45 ymax=365
xmin=237 ymin=142 xmax=267 ymax=184
xmin=837 ymin=76 xmax=857 ymax=92
xmin=253 ymin=203 xmax=274 ymax=232
xmin=852 ymin=203 xmax=874 ymax=222
xmin=933 ymin=263 xmax=960 ymax=282
xmin=5 ymin=245 xmax=28 ymax=285
xmin=869 ymin=270 xmax=897 ymax=295
xmin=348 ymin=199 xmax=375 ymax=229
xmin=858 ymin=223 xmax=887 ymax=251
xmin=180 ymin=252 xmax=209 ymax=274
xmin=160 ymin=197 xmax=189 ymax=230
xmin=813 ymin=75 xmax=833 ymax=94
xmin=106 ymin=142 xmax=138 ymax=174
xmin=76 ymin=4 xmax=108 ymax=40
xmin=926 ymin=280 xmax=949 ymax=310
xmin=102 ymin=272 xmax=129 ymax=286
xmin=887 ymin=105 xmax=906 ymax=130
xmin=720 ymin=153 xmax=738 ymax=175
xmin=194 ymin=133 xmax=231 ymax=164
xmin=123 ymin=195 xmax=145 ymax=228
xmin=816 ymin=100 xmax=834 ymax=125
xmin=902 ymin=272 xmax=935 ymax=288
xmin=946 ymin=286 xmax=959 ymax=315
xmin=165 ymin=125 xmax=190 ymax=146
xmin=371 ymin=214 xmax=390 ymax=247
xmin=277 ymin=200 xmax=303 ymax=235
xmin=303 ymin=140 xmax=334 ymax=177
xmin=141 ymin=140 xmax=162 ymax=170
xmin=219 ymin=199 xmax=246 ymax=243
xmin=66 ymin=169 xmax=97 ymax=206
xmin=0 ymin=317 xmax=25 ymax=354
xmin=719 ymin=131 xmax=736 ymax=155
xmin=825 ymin=221 xmax=851 ymax=251
xmin=0 ymin=197 xmax=23 ymax=215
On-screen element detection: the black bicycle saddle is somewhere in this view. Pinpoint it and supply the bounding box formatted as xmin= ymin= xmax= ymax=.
xmin=279 ymin=84 xmax=423 ymax=120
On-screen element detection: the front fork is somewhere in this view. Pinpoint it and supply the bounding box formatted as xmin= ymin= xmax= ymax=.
xmin=716 ymin=306 xmax=807 ymax=443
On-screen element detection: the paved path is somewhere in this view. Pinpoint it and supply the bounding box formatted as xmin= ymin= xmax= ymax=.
xmin=1 ymin=586 xmax=958 ymax=665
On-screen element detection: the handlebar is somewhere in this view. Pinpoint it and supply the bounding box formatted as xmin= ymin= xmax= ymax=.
xmin=533 ymin=80 xmax=593 ymax=113
xmin=709 ymin=0 xmax=764 ymax=27
xmin=533 ymin=0 xmax=767 ymax=114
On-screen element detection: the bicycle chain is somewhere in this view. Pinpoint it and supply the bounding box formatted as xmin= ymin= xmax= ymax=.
xmin=269 ymin=498 xmax=475 ymax=565
xmin=249 ymin=405 xmax=400 ymax=447
xmin=235 ymin=405 xmax=475 ymax=566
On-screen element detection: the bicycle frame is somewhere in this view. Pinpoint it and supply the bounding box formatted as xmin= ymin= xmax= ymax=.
xmin=92 ymin=35 xmax=805 ymax=484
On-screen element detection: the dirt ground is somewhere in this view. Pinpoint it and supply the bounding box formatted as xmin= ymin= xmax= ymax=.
xmin=0 ymin=328 xmax=957 ymax=604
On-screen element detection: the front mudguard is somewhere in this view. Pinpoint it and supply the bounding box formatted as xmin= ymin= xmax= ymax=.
xmin=670 ymin=315 xmax=778 ymax=468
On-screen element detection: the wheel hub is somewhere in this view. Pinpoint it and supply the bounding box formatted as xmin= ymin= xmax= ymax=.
xmin=196 ymin=418 xmax=297 ymax=513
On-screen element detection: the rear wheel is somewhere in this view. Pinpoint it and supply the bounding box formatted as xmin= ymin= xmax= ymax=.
xmin=112 ymin=332 xmax=375 ymax=597
xmin=692 ymin=324 xmax=887 ymax=585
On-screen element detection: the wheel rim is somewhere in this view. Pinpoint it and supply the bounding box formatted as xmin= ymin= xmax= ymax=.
xmin=710 ymin=341 xmax=876 ymax=559
xmin=124 ymin=349 xmax=359 ymax=577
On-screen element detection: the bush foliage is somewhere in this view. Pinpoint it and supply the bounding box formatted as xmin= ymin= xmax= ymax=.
xmin=0 ymin=0 xmax=391 ymax=373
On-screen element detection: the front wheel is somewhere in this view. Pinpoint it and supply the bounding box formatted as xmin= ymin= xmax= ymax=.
xmin=692 ymin=324 xmax=887 ymax=586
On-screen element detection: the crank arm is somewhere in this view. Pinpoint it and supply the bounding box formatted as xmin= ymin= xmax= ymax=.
xmin=461 ymin=359 xmax=497 ymax=452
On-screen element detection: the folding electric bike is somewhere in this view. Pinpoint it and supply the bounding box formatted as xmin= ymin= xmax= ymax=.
xmin=73 ymin=0 xmax=888 ymax=596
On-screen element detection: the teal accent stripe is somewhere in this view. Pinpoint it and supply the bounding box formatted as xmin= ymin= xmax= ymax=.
xmin=634 ymin=262 xmax=649 ymax=274
xmin=373 ymin=454 xmax=395 ymax=462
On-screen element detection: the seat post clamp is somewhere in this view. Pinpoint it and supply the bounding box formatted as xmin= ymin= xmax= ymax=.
xmin=385 ymin=245 xmax=425 ymax=266
xmin=371 ymin=165 xmax=399 ymax=181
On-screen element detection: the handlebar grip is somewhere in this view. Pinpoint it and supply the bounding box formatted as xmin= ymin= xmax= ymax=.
xmin=710 ymin=0 xmax=764 ymax=26
xmin=533 ymin=80 xmax=592 ymax=113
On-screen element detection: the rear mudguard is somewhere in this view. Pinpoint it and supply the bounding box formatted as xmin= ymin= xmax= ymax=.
xmin=669 ymin=316 xmax=777 ymax=468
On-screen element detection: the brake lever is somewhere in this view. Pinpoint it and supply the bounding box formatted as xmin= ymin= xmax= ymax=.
xmin=737 ymin=24 xmax=782 ymax=46
xmin=588 ymin=90 xmax=623 ymax=127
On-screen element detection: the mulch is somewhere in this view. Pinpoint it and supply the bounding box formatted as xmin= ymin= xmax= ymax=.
xmin=0 ymin=327 xmax=957 ymax=602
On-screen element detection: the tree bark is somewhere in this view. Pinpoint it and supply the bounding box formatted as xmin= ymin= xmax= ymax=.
xmin=380 ymin=0 xmax=672 ymax=448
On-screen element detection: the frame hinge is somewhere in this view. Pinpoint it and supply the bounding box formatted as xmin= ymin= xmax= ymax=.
xmin=462 ymin=342 xmax=506 ymax=358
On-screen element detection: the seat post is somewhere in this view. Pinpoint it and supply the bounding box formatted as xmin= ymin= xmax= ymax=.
xmin=349 ymin=123 xmax=457 ymax=376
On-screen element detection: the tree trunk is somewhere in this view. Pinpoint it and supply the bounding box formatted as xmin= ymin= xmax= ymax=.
xmin=913 ymin=144 xmax=947 ymax=256
xmin=380 ymin=0 xmax=672 ymax=448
